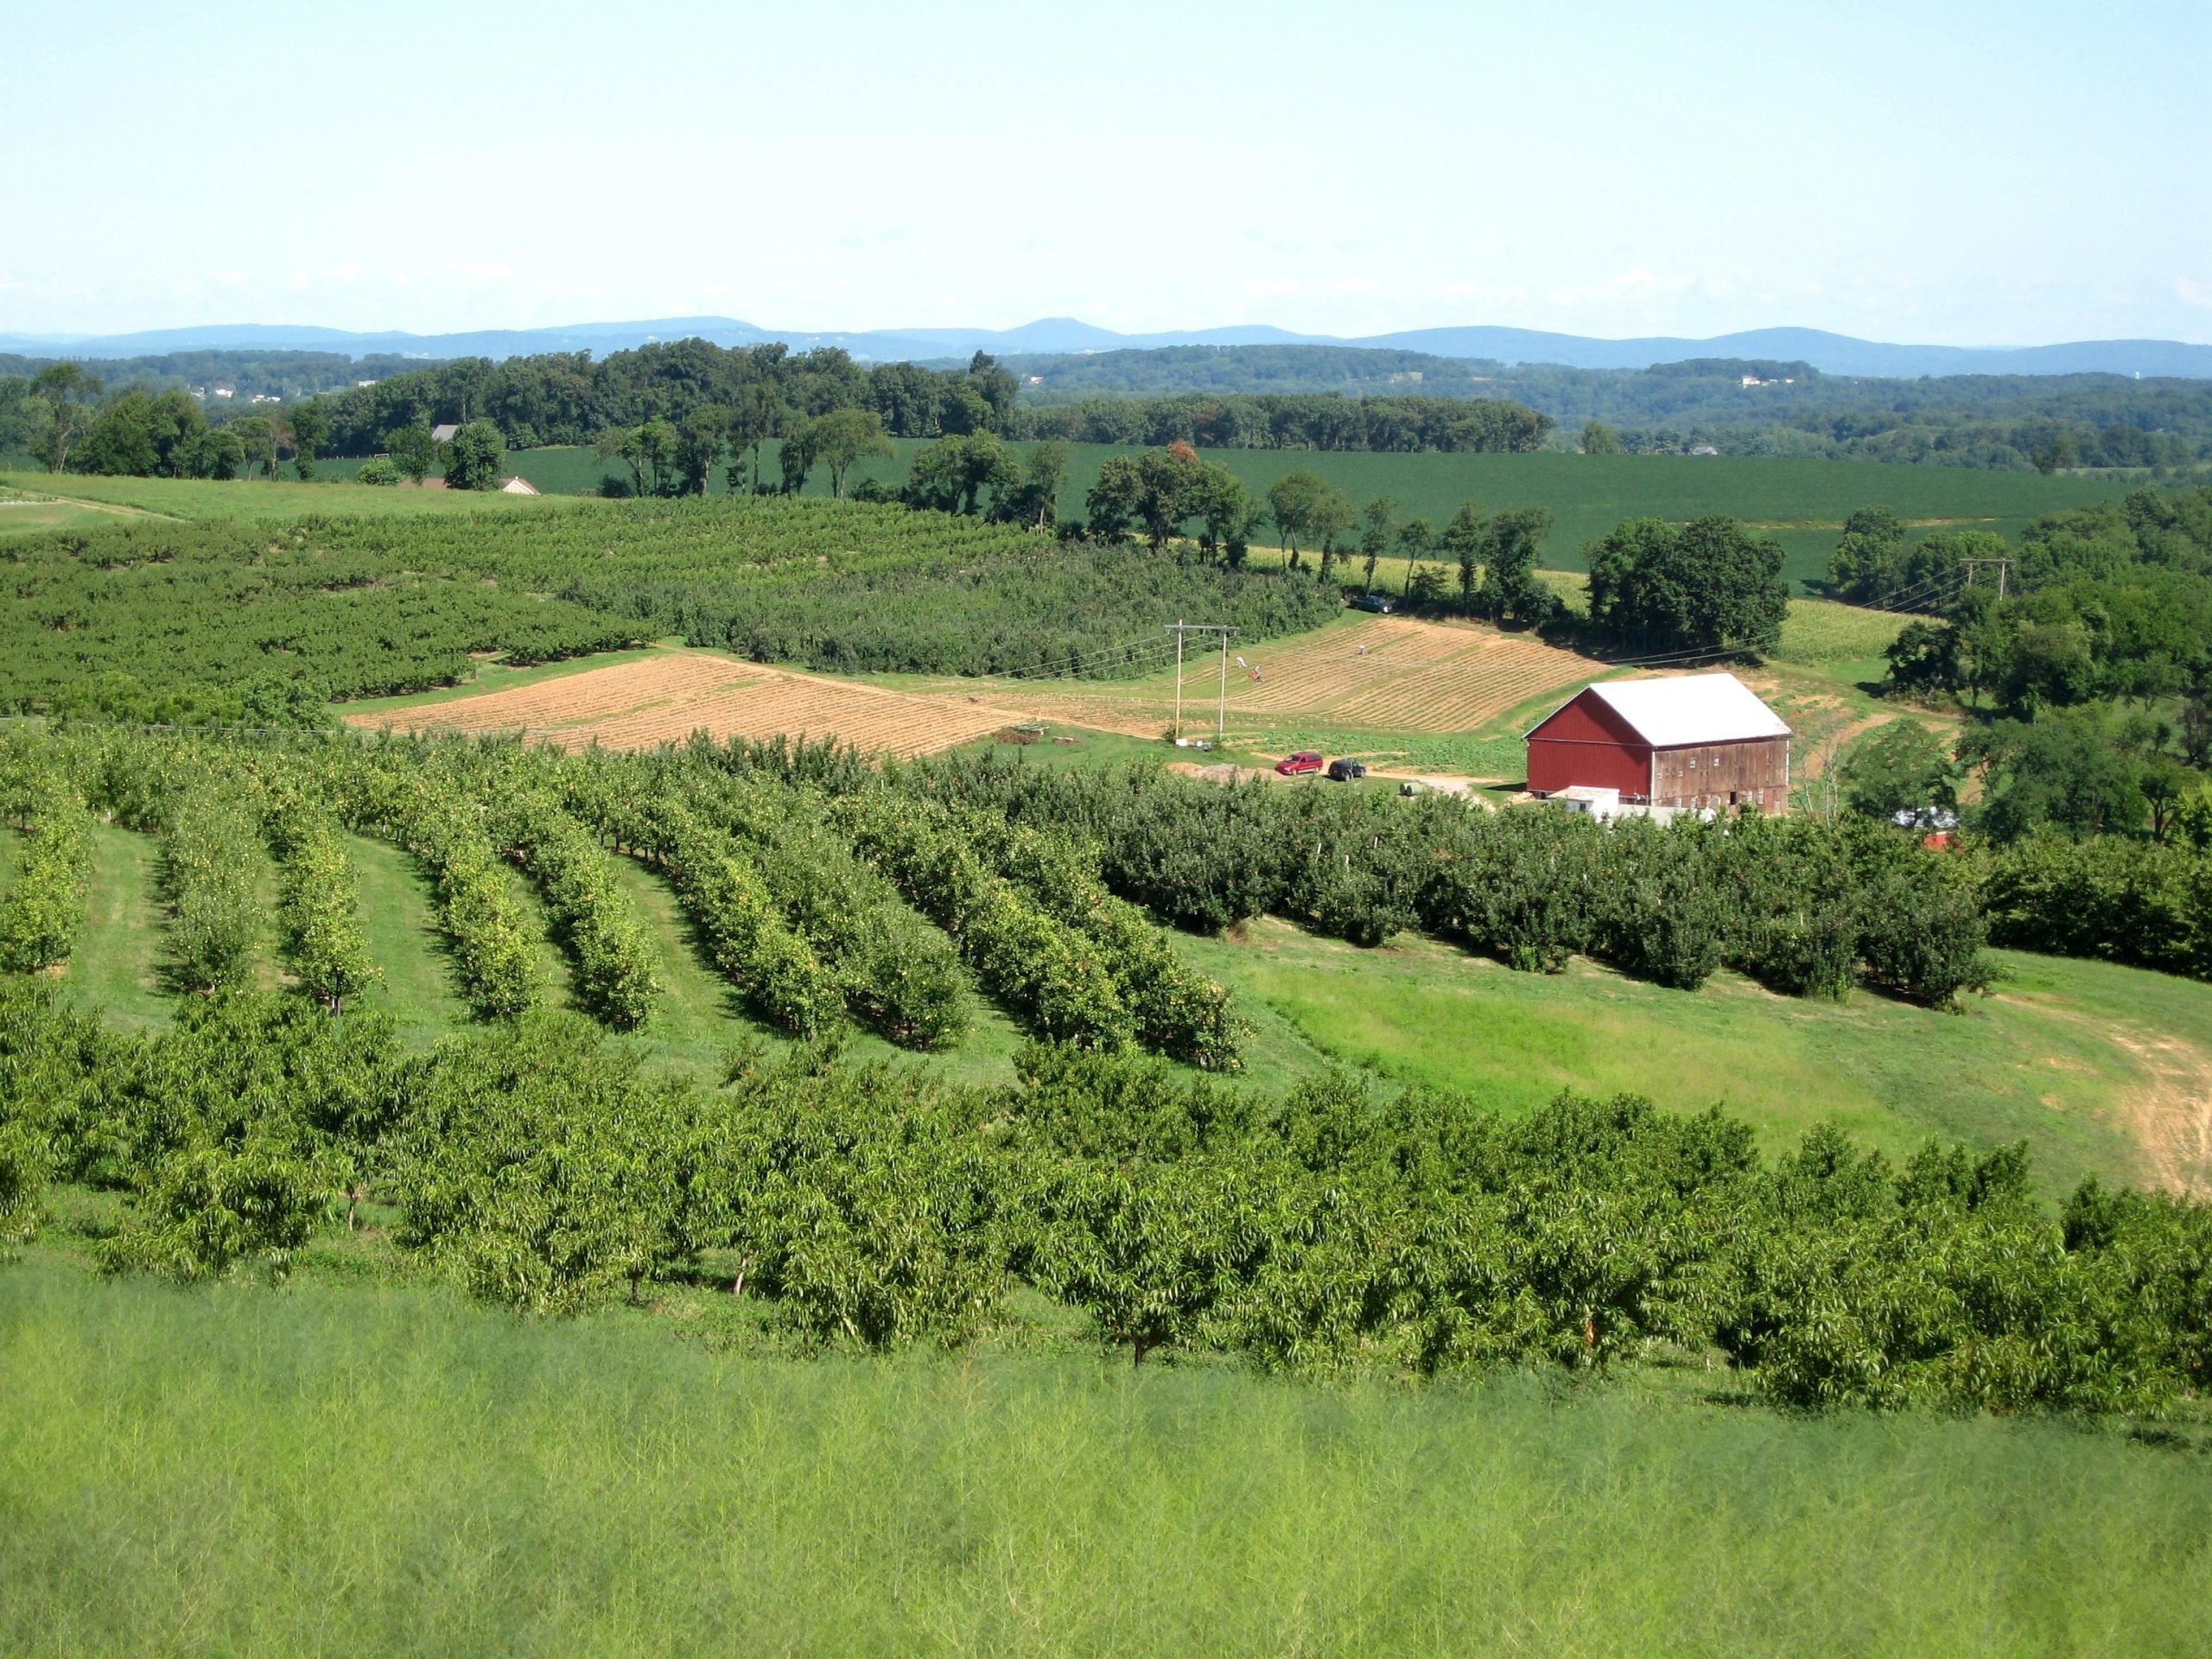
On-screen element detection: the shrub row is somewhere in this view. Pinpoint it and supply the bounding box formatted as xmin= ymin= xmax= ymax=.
xmin=343 ymin=760 xmax=541 ymax=1020
xmin=664 ymin=759 xmax=969 ymax=1049
xmin=564 ymin=782 xmax=839 ymax=1037
xmin=948 ymin=806 xmax=1244 ymax=1069
xmin=494 ymin=791 xmax=661 ymax=1031
xmin=0 ymin=760 xmax=92 ymax=975
xmin=262 ymin=784 xmax=381 ymax=1015
xmin=900 ymin=754 xmax=1992 ymax=1005
xmin=1977 ymin=827 xmax=2212 ymax=981
xmin=832 ymin=786 xmax=1135 ymax=1050
xmin=16 ymin=979 xmax=2207 ymax=1420
xmin=162 ymin=784 xmax=264 ymax=995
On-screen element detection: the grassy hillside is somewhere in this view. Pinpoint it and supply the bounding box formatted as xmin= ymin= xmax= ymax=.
xmin=3 ymin=1260 xmax=2202 ymax=1656
xmin=34 ymin=814 xmax=2207 ymax=1196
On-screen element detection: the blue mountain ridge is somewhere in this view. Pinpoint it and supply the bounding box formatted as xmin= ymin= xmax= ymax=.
xmin=3 ymin=317 xmax=2207 ymax=378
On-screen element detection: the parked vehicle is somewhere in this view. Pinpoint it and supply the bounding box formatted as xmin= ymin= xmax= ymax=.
xmin=1274 ymin=750 xmax=1324 ymax=776
xmin=1349 ymin=593 xmax=1395 ymax=613
xmin=1326 ymin=758 xmax=1368 ymax=782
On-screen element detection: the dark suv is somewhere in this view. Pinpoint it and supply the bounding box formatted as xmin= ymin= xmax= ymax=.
xmin=1348 ymin=593 xmax=1395 ymax=614
xmin=1326 ymin=758 xmax=1368 ymax=782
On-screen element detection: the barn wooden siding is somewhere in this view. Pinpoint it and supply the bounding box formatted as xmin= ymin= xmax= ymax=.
xmin=1649 ymin=735 xmax=1789 ymax=809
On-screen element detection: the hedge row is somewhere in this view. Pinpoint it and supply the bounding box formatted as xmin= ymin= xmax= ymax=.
xmin=12 ymin=981 xmax=2207 ymax=1421
xmin=0 ymin=758 xmax=91 ymax=976
xmin=162 ymin=784 xmax=264 ymax=995
xmin=665 ymin=760 xmax=969 ymax=1049
xmin=1978 ymin=828 xmax=2212 ymax=981
xmin=262 ymin=784 xmax=381 ymax=1015
xmin=495 ymin=791 xmax=660 ymax=1031
xmin=950 ymin=807 xmax=1243 ymax=1069
xmin=832 ymin=787 xmax=1135 ymax=1050
xmin=899 ymin=754 xmax=1992 ymax=1006
xmin=566 ymin=783 xmax=839 ymax=1037
xmin=344 ymin=760 xmax=541 ymax=1020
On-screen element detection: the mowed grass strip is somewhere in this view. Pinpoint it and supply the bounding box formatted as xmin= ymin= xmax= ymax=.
xmin=1183 ymin=920 xmax=2172 ymax=1193
xmin=1 ymin=1261 xmax=2204 ymax=1658
xmin=65 ymin=823 xmax=168 ymax=1032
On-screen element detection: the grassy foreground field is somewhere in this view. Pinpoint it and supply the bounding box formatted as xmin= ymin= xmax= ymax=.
xmin=3 ymin=1259 xmax=2206 ymax=1658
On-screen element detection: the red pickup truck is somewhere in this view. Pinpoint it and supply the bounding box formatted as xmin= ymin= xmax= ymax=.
xmin=1274 ymin=750 xmax=1324 ymax=776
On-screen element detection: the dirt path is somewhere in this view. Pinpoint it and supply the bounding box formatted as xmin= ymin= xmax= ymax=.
xmin=1997 ymin=993 xmax=2212 ymax=1195
xmin=2101 ymin=1027 xmax=2212 ymax=1197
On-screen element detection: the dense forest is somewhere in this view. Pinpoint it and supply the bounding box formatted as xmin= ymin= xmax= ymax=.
xmin=14 ymin=337 xmax=2205 ymax=480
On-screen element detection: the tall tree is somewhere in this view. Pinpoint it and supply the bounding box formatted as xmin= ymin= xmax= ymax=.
xmin=385 ymin=423 xmax=436 ymax=483
xmin=230 ymin=415 xmax=277 ymax=480
xmin=811 ymin=407 xmax=894 ymax=499
xmin=446 ymin=419 xmax=508 ymax=491
xmin=1265 ymin=470 xmax=1337 ymax=571
xmin=288 ymin=399 xmax=329 ymax=481
xmin=1480 ymin=505 xmax=1555 ymax=625
xmin=1358 ymin=497 xmax=1398 ymax=592
xmin=728 ymin=384 xmax=784 ymax=495
xmin=1396 ymin=516 xmax=1436 ymax=596
xmin=1580 ymin=420 xmax=1622 ymax=455
xmin=675 ymin=406 xmax=729 ymax=496
xmin=778 ymin=417 xmax=821 ymax=494
xmin=30 ymin=363 xmax=103 ymax=473
xmin=1441 ymin=502 xmax=1488 ymax=611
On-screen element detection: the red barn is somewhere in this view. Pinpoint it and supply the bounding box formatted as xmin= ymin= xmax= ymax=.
xmin=1524 ymin=672 xmax=1793 ymax=810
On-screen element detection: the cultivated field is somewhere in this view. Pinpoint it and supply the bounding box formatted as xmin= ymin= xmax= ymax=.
xmin=462 ymin=443 xmax=2133 ymax=588
xmin=346 ymin=648 xmax=1029 ymax=757
xmin=950 ymin=613 xmax=1598 ymax=745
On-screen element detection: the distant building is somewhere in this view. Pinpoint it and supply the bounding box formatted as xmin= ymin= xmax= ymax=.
xmin=1688 ymin=443 xmax=1720 ymax=455
xmin=1740 ymin=374 xmax=1763 ymax=387
xmin=430 ymin=423 xmax=461 ymax=442
xmin=498 ymin=475 xmax=539 ymax=494
xmin=211 ymin=387 xmax=234 ymax=399
xmin=1524 ymin=672 xmax=1792 ymax=811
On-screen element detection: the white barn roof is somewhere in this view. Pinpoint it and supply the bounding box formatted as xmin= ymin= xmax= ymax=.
xmin=1534 ymin=671 xmax=1792 ymax=747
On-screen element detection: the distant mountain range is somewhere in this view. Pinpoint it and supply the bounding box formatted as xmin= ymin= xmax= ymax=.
xmin=3 ymin=316 xmax=2209 ymax=379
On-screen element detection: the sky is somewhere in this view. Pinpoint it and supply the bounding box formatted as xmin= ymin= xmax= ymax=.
xmin=5 ymin=0 xmax=2209 ymax=346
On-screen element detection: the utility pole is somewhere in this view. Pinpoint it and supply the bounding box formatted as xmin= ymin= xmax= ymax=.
xmin=1165 ymin=622 xmax=1234 ymax=744
xmin=1961 ymin=557 xmax=2012 ymax=600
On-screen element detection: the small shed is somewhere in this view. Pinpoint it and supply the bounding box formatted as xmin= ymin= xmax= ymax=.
xmin=498 ymin=475 xmax=538 ymax=494
xmin=429 ymin=423 xmax=461 ymax=443
xmin=1524 ymin=672 xmax=1792 ymax=810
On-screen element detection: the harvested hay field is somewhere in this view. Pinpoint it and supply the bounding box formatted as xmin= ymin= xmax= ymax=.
xmin=974 ymin=616 xmax=1596 ymax=740
xmin=344 ymin=650 xmax=1024 ymax=757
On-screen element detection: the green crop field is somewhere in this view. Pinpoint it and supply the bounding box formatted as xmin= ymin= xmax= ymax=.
xmin=476 ymin=442 xmax=2129 ymax=589
xmin=3 ymin=1259 xmax=2204 ymax=1657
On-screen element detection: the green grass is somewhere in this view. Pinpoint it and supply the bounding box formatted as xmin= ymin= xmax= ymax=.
xmin=0 ymin=469 xmax=595 ymax=524
xmin=1182 ymin=920 xmax=2183 ymax=1195
xmin=345 ymin=833 xmax=470 ymax=1048
xmin=1 ymin=1257 xmax=2204 ymax=1656
xmin=338 ymin=643 xmax=683 ymax=715
xmin=64 ymin=823 xmax=168 ymax=1032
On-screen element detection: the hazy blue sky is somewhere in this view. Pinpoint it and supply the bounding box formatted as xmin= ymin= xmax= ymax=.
xmin=7 ymin=0 xmax=2208 ymax=343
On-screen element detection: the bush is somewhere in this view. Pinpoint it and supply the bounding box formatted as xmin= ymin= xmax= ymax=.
xmin=355 ymin=456 xmax=401 ymax=486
